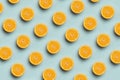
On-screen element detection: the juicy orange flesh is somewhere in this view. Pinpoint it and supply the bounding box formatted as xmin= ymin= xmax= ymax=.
xmin=11 ymin=64 xmax=25 ymax=77
xmin=21 ymin=8 xmax=34 ymax=21
xmin=43 ymin=69 xmax=56 ymax=79
xmin=29 ymin=52 xmax=43 ymax=65
xmin=60 ymin=57 xmax=74 ymax=70
xmin=79 ymin=46 xmax=92 ymax=58
xmin=101 ymin=6 xmax=114 ymax=19
xmin=97 ymin=34 xmax=110 ymax=47
xmin=111 ymin=51 xmax=120 ymax=63
xmin=39 ymin=0 xmax=52 ymax=9
xmin=66 ymin=28 xmax=79 ymax=42
xmin=3 ymin=19 xmax=16 ymax=32
xmin=0 ymin=47 xmax=12 ymax=60
xmin=71 ymin=0 xmax=84 ymax=13
xmin=84 ymin=17 xmax=97 ymax=30
xmin=34 ymin=24 xmax=48 ymax=37
xmin=17 ymin=35 xmax=30 ymax=48
xmin=74 ymin=74 xmax=87 ymax=80
xmin=47 ymin=41 xmax=60 ymax=53
xmin=53 ymin=12 xmax=66 ymax=25
xmin=93 ymin=62 xmax=106 ymax=75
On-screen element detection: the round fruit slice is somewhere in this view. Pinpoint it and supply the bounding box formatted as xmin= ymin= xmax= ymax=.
xmin=20 ymin=7 xmax=34 ymax=21
xmin=91 ymin=0 xmax=99 ymax=3
xmin=65 ymin=28 xmax=79 ymax=42
xmin=16 ymin=35 xmax=30 ymax=49
xmin=110 ymin=50 xmax=120 ymax=64
xmin=83 ymin=17 xmax=97 ymax=30
xmin=29 ymin=52 xmax=43 ymax=65
xmin=60 ymin=57 xmax=74 ymax=71
xmin=11 ymin=63 xmax=25 ymax=77
xmin=101 ymin=6 xmax=114 ymax=19
xmin=79 ymin=45 xmax=92 ymax=59
xmin=71 ymin=0 xmax=84 ymax=14
xmin=97 ymin=34 xmax=110 ymax=47
xmin=53 ymin=12 xmax=66 ymax=26
xmin=47 ymin=40 xmax=61 ymax=54
xmin=39 ymin=0 xmax=53 ymax=9
xmin=92 ymin=62 xmax=106 ymax=76
xmin=74 ymin=74 xmax=88 ymax=80
xmin=34 ymin=24 xmax=48 ymax=37
xmin=3 ymin=19 xmax=16 ymax=33
xmin=8 ymin=0 xmax=19 ymax=4
xmin=0 ymin=47 xmax=12 ymax=60
xmin=0 ymin=2 xmax=3 ymax=13
xmin=42 ymin=68 xmax=56 ymax=80
xmin=114 ymin=22 xmax=120 ymax=36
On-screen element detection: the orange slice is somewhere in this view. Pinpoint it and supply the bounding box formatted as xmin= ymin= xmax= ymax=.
xmin=0 ymin=47 xmax=12 ymax=60
xmin=42 ymin=68 xmax=56 ymax=80
xmin=16 ymin=35 xmax=30 ymax=49
xmin=65 ymin=28 xmax=79 ymax=42
xmin=47 ymin=40 xmax=61 ymax=54
xmin=74 ymin=74 xmax=88 ymax=80
xmin=101 ymin=6 xmax=114 ymax=19
xmin=8 ymin=0 xmax=19 ymax=4
xmin=83 ymin=17 xmax=97 ymax=30
xmin=97 ymin=34 xmax=110 ymax=47
xmin=91 ymin=0 xmax=99 ymax=3
xmin=92 ymin=62 xmax=106 ymax=76
xmin=0 ymin=2 xmax=3 ymax=13
xmin=60 ymin=57 xmax=74 ymax=71
xmin=29 ymin=52 xmax=43 ymax=65
xmin=20 ymin=7 xmax=34 ymax=21
xmin=39 ymin=0 xmax=53 ymax=9
xmin=79 ymin=45 xmax=92 ymax=59
xmin=11 ymin=63 xmax=25 ymax=77
xmin=114 ymin=22 xmax=120 ymax=36
xmin=3 ymin=19 xmax=16 ymax=33
xmin=53 ymin=12 xmax=66 ymax=26
xmin=110 ymin=50 xmax=120 ymax=64
xmin=34 ymin=24 xmax=48 ymax=37
xmin=71 ymin=0 xmax=84 ymax=14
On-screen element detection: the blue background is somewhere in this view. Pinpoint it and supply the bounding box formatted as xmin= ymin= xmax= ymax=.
xmin=0 ymin=0 xmax=120 ymax=80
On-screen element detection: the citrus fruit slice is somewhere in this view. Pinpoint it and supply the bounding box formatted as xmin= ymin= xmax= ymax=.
xmin=29 ymin=52 xmax=43 ymax=65
xmin=47 ymin=40 xmax=61 ymax=54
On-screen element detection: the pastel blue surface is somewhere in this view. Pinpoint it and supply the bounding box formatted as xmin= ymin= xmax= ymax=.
xmin=0 ymin=0 xmax=120 ymax=80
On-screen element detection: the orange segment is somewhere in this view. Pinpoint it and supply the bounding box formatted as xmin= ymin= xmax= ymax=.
xmin=3 ymin=19 xmax=16 ymax=33
xmin=0 ymin=47 xmax=12 ymax=60
xmin=74 ymin=74 xmax=88 ymax=80
xmin=16 ymin=35 xmax=30 ymax=49
xmin=97 ymin=34 xmax=110 ymax=47
xmin=60 ymin=57 xmax=74 ymax=71
xmin=39 ymin=0 xmax=53 ymax=9
xmin=71 ymin=0 xmax=84 ymax=14
xmin=92 ymin=62 xmax=106 ymax=76
xmin=20 ymin=7 xmax=34 ymax=21
xmin=91 ymin=0 xmax=99 ymax=3
xmin=53 ymin=12 xmax=66 ymax=26
xmin=0 ymin=2 xmax=3 ymax=13
xmin=110 ymin=50 xmax=120 ymax=64
xmin=8 ymin=0 xmax=19 ymax=4
xmin=11 ymin=63 xmax=25 ymax=77
xmin=29 ymin=52 xmax=43 ymax=65
xmin=65 ymin=28 xmax=79 ymax=42
xmin=34 ymin=24 xmax=48 ymax=37
xmin=42 ymin=68 xmax=56 ymax=80
xmin=101 ymin=6 xmax=114 ymax=19
xmin=79 ymin=45 xmax=92 ymax=59
xmin=47 ymin=40 xmax=61 ymax=54
xmin=114 ymin=22 xmax=120 ymax=36
xmin=83 ymin=17 xmax=97 ymax=31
